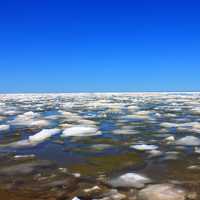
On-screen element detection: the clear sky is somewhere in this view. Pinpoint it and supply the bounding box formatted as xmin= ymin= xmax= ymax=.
xmin=0 ymin=0 xmax=200 ymax=93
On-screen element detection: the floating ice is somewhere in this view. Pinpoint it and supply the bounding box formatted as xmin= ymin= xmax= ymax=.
xmin=122 ymin=114 xmax=150 ymax=121
xmin=9 ymin=111 xmax=51 ymax=128
xmin=77 ymin=119 xmax=97 ymax=126
xmin=45 ymin=115 xmax=61 ymax=120
xmin=194 ymin=147 xmax=200 ymax=154
xmin=58 ymin=111 xmax=82 ymax=122
xmin=113 ymin=128 xmax=138 ymax=135
xmin=138 ymin=184 xmax=186 ymax=200
xmin=161 ymin=151 xmax=180 ymax=161
xmin=29 ymin=129 xmax=61 ymax=143
xmin=61 ymin=126 xmax=100 ymax=137
xmin=131 ymin=144 xmax=158 ymax=151
xmin=72 ymin=197 xmax=81 ymax=200
xmin=14 ymin=154 xmax=35 ymax=159
xmin=0 ymin=124 xmax=10 ymax=132
xmin=160 ymin=122 xmax=200 ymax=133
xmin=109 ymin=173 xmax=151 ymax=188
xmin=7 ymin=128 xmax=61 ymax=148
xmin=175 ymin=136 xmax=200 ymax=146
xmin=164 ymin=136 xmax=175 ymax=142
xmin=3 ymin=110 xmax=18 ymax=116
xmin=187 ymin=165 xmax=200 ymax=170
xmin=148 ymin=150 xmax=163 ymax=158
xmin=8 ymin=139 xmax=33 ymax=148
xmin=160 ymin=122 xmax=178 ymax=128
xmin=90 ymin=144 xmax=113 ymax=151
xmin=21 ymin=111 xmax=40 ymax=118
xmin=0 ymin=116 xmax=6 ymax=121
xmin=191 ymin=107 xmax=200 ymax=114
xmin=29 ymin=120 xmax=51 ymax=127
xmin=84 ymin=186 xmax=100 ymax=193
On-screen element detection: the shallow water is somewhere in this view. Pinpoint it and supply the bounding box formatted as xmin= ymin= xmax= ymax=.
xmin=0 ymin=93 xmax=200 ymax=199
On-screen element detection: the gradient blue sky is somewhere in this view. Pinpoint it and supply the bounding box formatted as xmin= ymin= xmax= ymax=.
xmin=0 ymin=0 xmax=200 ymax=92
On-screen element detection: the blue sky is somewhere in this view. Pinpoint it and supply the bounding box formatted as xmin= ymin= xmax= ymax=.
xmin=0 ymin=0 xmax=200 ymax=92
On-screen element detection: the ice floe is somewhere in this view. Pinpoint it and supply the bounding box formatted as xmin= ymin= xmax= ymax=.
xmin=72 ymin=197 xmax=81 ymax=200
xmin=112 ymin=127 xmax=138 ymax=135
xmin=122 ymin=114 xmax=151 ymax=121
xmin=175 ymin=136 xmax=200 ymax=146
xmin=28 ymin=128 xmax=61 ymax=143
xmin=187 ymin=165 xmax=200 ymax=170
xmin=194 ymin=147 xmax=200 ymax=154
xmin=164 ymin=135 xmax=175 ymax=142
xmin=61 ymin=126 xmax=100 ymax=137
xmin=160 ymin=122 xmax=200 ymax=133
xmin=0 ymin=124 xmax=10 ymax=132
xmin=148 ymin=150 xmax=163 ymax=158
xmin=7 ymin=128 xmax=61 ymax=148
xmin=9 ymin=111 xmax=51 ymax=128
xmin=14 ymin=154 xmax=35 ymax=159
xmin=138 ymin=184 xmax=186 ymax=200
xmin=131 ymin=144 xmax=158 ymax=151
xmin=109 ymin=173 xmax=151 ymax=188
xmin=90 ymin=144 xmax=113 ymax=151
xmin=84 ymin=185 xmax=100 ymax=193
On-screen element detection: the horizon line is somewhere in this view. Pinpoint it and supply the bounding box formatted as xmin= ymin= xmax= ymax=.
xmin=0 ymin=91 xmax=200 ymax=94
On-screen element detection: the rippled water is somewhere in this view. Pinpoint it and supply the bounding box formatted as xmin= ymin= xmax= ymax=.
xmin=0 ymin=93 xmax=200 ymax=199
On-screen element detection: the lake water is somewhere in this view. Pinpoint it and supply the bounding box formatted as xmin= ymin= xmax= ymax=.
xmin=0 ymin=93 xmax=200 ymax=199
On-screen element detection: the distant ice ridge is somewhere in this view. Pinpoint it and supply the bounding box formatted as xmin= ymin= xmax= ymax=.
xmin=61 ymin=126 xmax=100 ymax=137
xmin=6 ymin=129 xmax=61 ymax=148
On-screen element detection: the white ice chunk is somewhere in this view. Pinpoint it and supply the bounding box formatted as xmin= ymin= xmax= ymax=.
xmin=14 ymin=154 xmax=35 ymax=159
xmin=160 ymin=122 xmax=178 ymax=128
xmin=72 ymin=197 xmax=81 ymax=200
xmin=29 ymin=120 xmax=50 ymax=127
xmin=175 ymin=136 xmax=200 ymax=146
xmin=164 ymin=136 xmax=175 ymax=142
xmin=138 ymin=184 xmax=186 ymax=200
xmin=109 ymin=173 xmax=151 ymax=188
xmin=195 ymin=147 xmax=200 ymax=154
xmin=62 ymin=126 xmax=100 ymax=137
xmin=9 ymin=111 xmax=50 ymax=128
xmin=29 ymin=128 xmax=61 ymax=143
xmin=113 ymin=128 xmax=138 ymax=135
xmin=131 ymin=144 xmax=158 ymax=151
xmin=7 ymin=128 xmax=61 ymax=148
xmin=148 ymin=150 xmax=163 ymax=158
xmin=0 ymin=124 xmax=10 ymax=132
